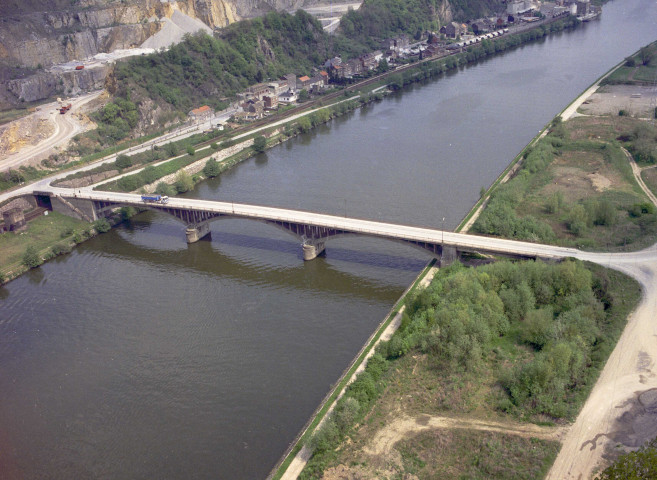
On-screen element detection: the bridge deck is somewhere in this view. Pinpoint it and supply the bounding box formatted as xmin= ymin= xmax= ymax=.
xmin=63 ymin=189 xmax=587 ymax=261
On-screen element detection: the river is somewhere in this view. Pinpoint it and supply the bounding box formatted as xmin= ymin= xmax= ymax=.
xmin=1 ymin=1 xmax=656 ymax=478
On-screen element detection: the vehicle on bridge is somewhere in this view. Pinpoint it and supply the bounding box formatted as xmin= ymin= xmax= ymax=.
xmin=141 ymin=194 xmax=169 ymax=204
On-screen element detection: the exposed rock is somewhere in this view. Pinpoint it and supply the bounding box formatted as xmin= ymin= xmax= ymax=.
xmin=0 ymin=0 xmax=322 ymax=72
xmin=6 ymin=65 xmax=111 ymax=104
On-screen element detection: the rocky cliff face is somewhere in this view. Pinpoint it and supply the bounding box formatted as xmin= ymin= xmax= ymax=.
xmin=7 ymin=66 xmax=112 ymax=104
xmin=0 ymin=0 xmax=321 ymax=109
xmin=0 ymin=1 xmax=216 ymax=69
xmin=0 ymin=0 xmax=318 ymax=70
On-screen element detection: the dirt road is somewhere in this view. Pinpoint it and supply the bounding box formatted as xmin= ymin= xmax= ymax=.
xmin=365 ymin=415 xmax=566 ymax=458
xmin=0 ymin=91 xmax=102 ymax=172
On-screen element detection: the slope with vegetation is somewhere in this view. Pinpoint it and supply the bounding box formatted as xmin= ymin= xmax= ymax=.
xmin=88 ymin=10 xmax=335 ymax=146
xmin=300 ymin=260 xmax=639 ymax=479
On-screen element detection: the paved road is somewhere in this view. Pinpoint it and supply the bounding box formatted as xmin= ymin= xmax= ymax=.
xmin=41 ymin=188 xmax=657 ymax=267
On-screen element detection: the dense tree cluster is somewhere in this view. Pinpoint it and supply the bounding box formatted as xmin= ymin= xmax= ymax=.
xmin=400 ymin=261 xmax=611 ymax=417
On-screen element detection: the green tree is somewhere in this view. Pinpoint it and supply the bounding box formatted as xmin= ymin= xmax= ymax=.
xmin=155 ymin=182 xmax=176 ymax=196
xmin=165 ymin=143 xmax=178 ymax=157
xmin=297 ymin=117 xmax=312 ymax=133
xmin=252 ymin=135 xmax=267 ymax=153
xmin=297 ymin=89 xmax=309 ymax=102
xmin=594 ymin=199 xmax=617 ymax=226
xmin=174 ymin=170 xmax=194 ymax=193
xmin=115 ymin=154 xmax=132 ymax=169
xmin=638 ymin=46 xmax=653 ymax=66
xmin=186 ymin=146 xmax=195 ymax=156
xmin=22 ymin=245 xmax=41 ymax=268
xmin=203 ymin=158 xmax=221 ymax=178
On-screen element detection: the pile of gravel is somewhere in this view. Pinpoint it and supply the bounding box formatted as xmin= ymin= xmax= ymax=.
xmin=141 ymin=10 xmax=212 ymax=50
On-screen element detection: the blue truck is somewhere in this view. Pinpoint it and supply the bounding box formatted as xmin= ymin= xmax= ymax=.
xmin=141 ymin=194 xmax=169 ymax=204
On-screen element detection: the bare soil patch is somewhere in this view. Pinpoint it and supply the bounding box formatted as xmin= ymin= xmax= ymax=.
xmin=541 ymin=152 xmax=630 ymax=204
xmin=0 ymin=114 xmax=54 ymax=157
xmin=579 ymin=85 xmax=657 ymax=118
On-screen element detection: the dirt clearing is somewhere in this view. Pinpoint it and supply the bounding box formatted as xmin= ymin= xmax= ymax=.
xmin=579 ymin=85 xmax=657 ymax=118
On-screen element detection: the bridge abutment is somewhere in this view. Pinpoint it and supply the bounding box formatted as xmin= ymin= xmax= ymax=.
xmin=186 ymin=223 xmax=211 ymax=243
xmin=50 ymin=196 xmax=97 ymax=222
xmin=302 ymin=241 xmax=325 ymax=261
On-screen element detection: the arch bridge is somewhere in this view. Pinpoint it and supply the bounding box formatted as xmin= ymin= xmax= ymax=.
xmin=44 ymin=190 xmax=581 ymax=264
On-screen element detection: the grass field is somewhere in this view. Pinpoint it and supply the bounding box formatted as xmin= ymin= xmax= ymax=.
xmin=603 ymin=41 xmax=657 ymax=85
xmin=471 ymin=115 xmax=657 ymax=252
xmin=0 ymin=211 xmax=87 ymax=273
xmin=641 ymin=167 xmax=657 ymax=198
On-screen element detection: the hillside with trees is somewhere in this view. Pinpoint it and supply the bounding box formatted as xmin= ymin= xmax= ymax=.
xmin=91 ymin=10 xmax=336 ymax=145
xmin=338 ymin=0 xmax=505 ymax=47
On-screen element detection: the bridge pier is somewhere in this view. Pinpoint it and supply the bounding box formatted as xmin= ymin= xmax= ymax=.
xmin=302 ymin=241 xmax=325 ymax=261
xmin=440 ymin=245 xmax=458 ymax=267
xmin=186 ymin=222 xmax=211 ymax=243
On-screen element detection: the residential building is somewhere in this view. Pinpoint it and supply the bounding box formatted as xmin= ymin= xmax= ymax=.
xmin=283 ymin=73 xmax=297 ymax=92
xmin=443 ymin=22 xmax=467 ymax=38
xmin=297 ymin=75 xmax=312 ymax=90
xmin=263 ymin=95 xmax=278 ymax=110
xmin=324 ymin=57 xmax=342 ymax=69
xmin=189 ymin=105 xmax=212 ymax=121
xmin=268 ymin=81 xmax=289 ymax=96
xmin=360 ymin=50 xmax=383 ymax=71
xmin=244 ymin=82 xmax=270 ymax=100
xmin=240 ymin=99 xmax=264 ymax=119
xmin=278 ymin=90 xmax=298 ymax=103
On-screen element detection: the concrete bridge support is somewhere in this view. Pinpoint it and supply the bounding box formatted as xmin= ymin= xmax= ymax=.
xmin=50 ymin=196 xmax=97 ymax=222
xmin=302 ymin=241 xmax=326 ymax=261
xmin=440 ymin=245 xmax=458 ymax=267
xmin=186 ymin=222 xmax=211 ymax=243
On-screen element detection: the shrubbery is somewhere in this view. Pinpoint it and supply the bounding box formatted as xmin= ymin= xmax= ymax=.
xmin=594 ymin=435 xmax=657 ymax=479
xmin=93 ymin=218 xmax=111 ymax=233
xmin=203 ymin=158 xmax=221 ymax=178
xmin=22 ymin=245 xmax=41 ymax=268
xmin=398 ymin=260 xmax=617 ymax=417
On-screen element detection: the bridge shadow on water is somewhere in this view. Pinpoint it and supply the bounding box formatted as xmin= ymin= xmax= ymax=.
xmin=205 ymin=231 xmax=428 ymax=272
xmin=81 ymin=221 xmax=427 ymax=302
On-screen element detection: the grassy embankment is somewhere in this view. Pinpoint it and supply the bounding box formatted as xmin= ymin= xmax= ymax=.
xmin=0 ymin=211 xmax=92 ymax=283
xmin=602 ymin=41 xmax=657 ymax=85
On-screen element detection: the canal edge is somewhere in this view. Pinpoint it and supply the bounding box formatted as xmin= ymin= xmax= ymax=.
xmin=455 ymin=54 xmax=629 ymax=234
xmin=268 ymin=258 xmax=439 ymax=480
